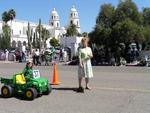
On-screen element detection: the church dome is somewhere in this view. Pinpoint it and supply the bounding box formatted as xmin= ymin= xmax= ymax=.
xmin=71 ymin=5 xmax=77 ymax=12
xmin=51 ymin=8 xmax=58 ymax=16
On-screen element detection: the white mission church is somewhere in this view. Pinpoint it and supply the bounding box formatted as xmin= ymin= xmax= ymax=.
xmin=0 ymin=6 xmax=81 ymax=53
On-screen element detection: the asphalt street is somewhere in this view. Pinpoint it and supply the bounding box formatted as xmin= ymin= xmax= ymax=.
xmin=0 ymin=62 xmax=150 ymax=113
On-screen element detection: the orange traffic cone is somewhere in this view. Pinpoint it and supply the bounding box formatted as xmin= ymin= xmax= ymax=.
xmin=51 ymin=63 xmax=60 ymax=85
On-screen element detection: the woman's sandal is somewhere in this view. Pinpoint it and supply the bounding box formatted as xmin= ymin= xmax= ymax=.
xmin=77 ymin=87 xmax=84 ymax=93
xmin=85 ymin=86 xmax=91 ymax=90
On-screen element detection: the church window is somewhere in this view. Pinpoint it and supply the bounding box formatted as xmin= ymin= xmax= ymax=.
xmin=57 ymin=23 xmax=59 ymax=27
xmin=23 ymin=41 xmax=26 ymax=46
xmin=76 ymin=13 xmax=78 ymax=17
xmin=51 ymin=22 xmax=54 ymax=26
xmin=23 ymin=27 xmax=27 ymax=35
xmin=12 ymin=40 xmax=16 ymax=48
xmin=19 ymin=30 xmax=21 ymax=35
xmin=18 ymin=41 xmax=22 ymax=47
xmin=11 ymin=30 xmax=13 ymax=35
xmin=77 ymin=21 xmax=78 ymax=26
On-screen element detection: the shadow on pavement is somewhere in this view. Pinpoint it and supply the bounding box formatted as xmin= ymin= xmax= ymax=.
xmin=0 ymin=93 xmax=24 ymax=100
xmin=52 ymin=87 xmax=78 ymax=92
xmin=0 ymin=94 xmax=2 ymax=98
xmin=0 ymin=93 xmax=42 ymax=101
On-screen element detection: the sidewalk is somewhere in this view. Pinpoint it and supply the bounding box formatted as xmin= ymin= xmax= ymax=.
xmin=0 ymin=60 xmax=15 ymax=64
xmin=0 ymin=60 xmax=68 ymax=65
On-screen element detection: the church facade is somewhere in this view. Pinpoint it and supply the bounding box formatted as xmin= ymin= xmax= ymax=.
xmin=0 ymin=6 xmax=81 ymax=48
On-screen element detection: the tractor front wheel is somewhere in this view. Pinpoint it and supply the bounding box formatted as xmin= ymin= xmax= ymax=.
xmin=43 ymin=84 xmax=52 ymax=95
xmin=24 ymin=88 xmax=37 ymax=100
xmin=1 ymin=85 xmax=13 ymax=98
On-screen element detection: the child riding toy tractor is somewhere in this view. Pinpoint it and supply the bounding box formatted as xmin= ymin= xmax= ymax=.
xmin=0 ymin=70 xmax=52 ymax=100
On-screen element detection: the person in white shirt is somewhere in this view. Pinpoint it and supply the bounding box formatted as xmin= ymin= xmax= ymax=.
xmin=35 ymin=49 xmax=41 ymax=66
xmin=63 ymin=50 xmax=68 ymax=63
xmin=5 ymin=49 xmax=9 ymax=61
xmin=77 ymin=37 xmax=93 ymax=92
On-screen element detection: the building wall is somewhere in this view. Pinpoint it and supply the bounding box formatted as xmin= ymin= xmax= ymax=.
xmin=0 ymin=19 xmax=60 ymax=48
xmin=0 ymin=6 xmax=81 ymax=51
xmin=0 ymin=21 xmax=2 ymax=33
xmin=60 ymin=36 xmax=83 ymax=57
xmin=49 ymin=28 xmax=61 ymax=40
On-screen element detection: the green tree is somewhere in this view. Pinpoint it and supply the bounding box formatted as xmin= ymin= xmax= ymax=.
xmin=2 ymin=9 xmax=16 ymax=24
xmin=8 ymin=9 xmax=16 ymax=21
xmin=66 ymin=24 xmax=79 ymax=36
xmin=36 ymin=23 xmax=51 ymax=49
xmin=142 ymin=26 xmax=150 ymax=50
xmin=112 ymin=19 xmax=144 ymax=46
xmin=90 ymin=0 xmax=146 ymax=62
xmin=2 ymin=11 xmax=10 ymax=24
xmin=1 ymin=9 xmax=15 ymax=49
xmin=41 ymin=28 xmax=50 ymax=48
xmin=82 ymin=32 xmax=88 ymax=37
xmin=32 ymin=32 xmax=36 ymax=48
xmin=36 ymin=19 xmax=42 ymax=51
xmin=0 ymin=25 xmax=11 ymax=49
xmin=90 ymin=4 xmax=115 ymax=46
xmin=91 ymin=0 xmax=144 ymax=46
xmin=143 ymin=8 xmax=150 ymax=26
xmin=115 ymin=0 xmax=143 ymax=24
xmin=96 ymin=4 xmax=115 ymax=28
xmin=50 ymin=37 xmax=59 ymax=47
xmin=141 ymin=8 xmax=150 ymax=50
xmin=26 ymin=22 xmax=33 ymax=53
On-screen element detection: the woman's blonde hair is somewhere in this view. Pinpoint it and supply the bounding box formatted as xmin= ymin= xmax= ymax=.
xmin=81 ymin=37 xmax=89 ymax=45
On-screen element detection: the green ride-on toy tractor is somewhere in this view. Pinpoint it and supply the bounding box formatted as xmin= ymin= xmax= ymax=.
xmin=0 ymin=70 xmax=52 ymax=100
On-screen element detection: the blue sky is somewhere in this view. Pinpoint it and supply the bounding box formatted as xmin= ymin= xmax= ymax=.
xmin=0 ymin=0 xmax=150 ymax=33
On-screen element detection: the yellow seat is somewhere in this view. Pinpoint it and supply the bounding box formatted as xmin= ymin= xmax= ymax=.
xmin=16 ymin=74 xmax=26 ymax=85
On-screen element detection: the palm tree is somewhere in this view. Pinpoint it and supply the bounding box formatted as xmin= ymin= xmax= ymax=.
xmin=1 ymin=9 xmax=16 ymax=49
xmin=8 ymin=9 xmax=16 ymax=21
xmin=2 ymin=9 xmax=16 ymax=24
xmin=2 ymin=11 xmax=10 ymax=24
xmin=8 ymin=9 xmax=16 ymax=35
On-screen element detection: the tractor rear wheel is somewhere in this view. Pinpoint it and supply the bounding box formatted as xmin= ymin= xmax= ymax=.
xmin=24 ymin=88 xmax=37 ymax=100
xmin=1 ymin=85 xmax=13 ymax=98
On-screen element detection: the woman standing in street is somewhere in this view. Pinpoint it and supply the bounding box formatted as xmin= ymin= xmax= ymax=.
xmin=77 ymin=37 xmax=93 ymax=92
